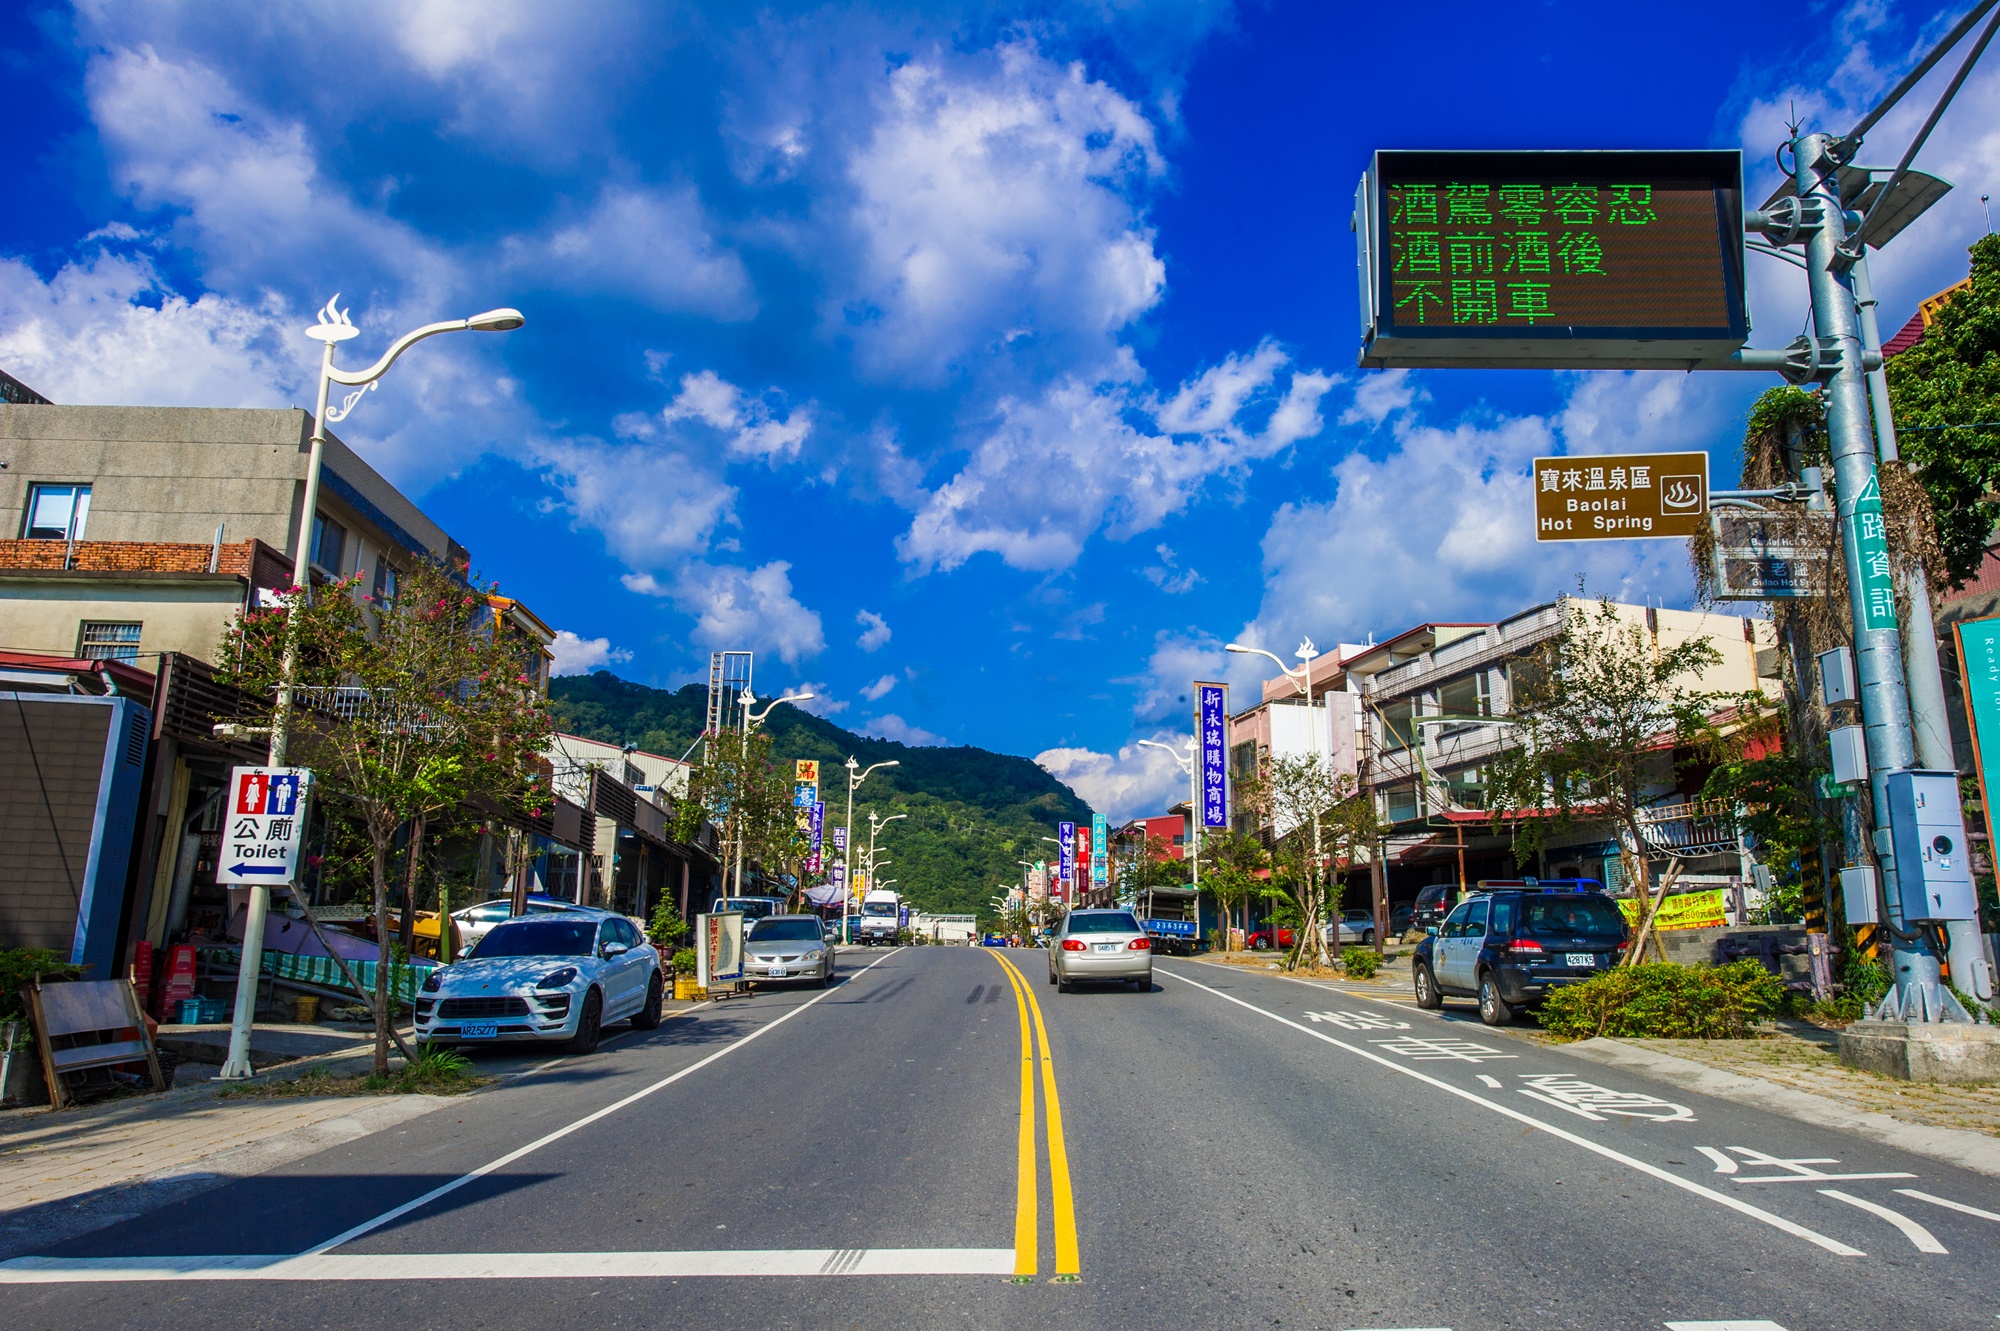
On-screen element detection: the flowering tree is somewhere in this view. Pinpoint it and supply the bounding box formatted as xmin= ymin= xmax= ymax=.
xmin=221 ymin=562 xmax=552 ymax=1072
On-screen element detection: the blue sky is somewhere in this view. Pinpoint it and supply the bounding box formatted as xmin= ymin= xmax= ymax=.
xmin=4 ymin=1 xmax=1997 ymax=819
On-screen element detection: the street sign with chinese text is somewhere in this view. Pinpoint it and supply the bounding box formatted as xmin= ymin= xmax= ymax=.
xmin=832 ymin=826 xmax=847 ymax=852
xmin=1844 ymin=474 xmax=1897 ymax=631
xmin=1058 ymin=821 xmax=1076 ymax=891
xmin=1357 ymin=150 xmax=1746 ymax=369
xmin=217 ymin=767 xmax=311 ymax=884
xmin=1091 ymin=813 xmax=1107 ymax=886
xmin=807 ymin=802 xmax=825 ymax=873
xmin=1533 ymin=452 xmax=1707 ymax=540
xmin=1954 ymin=617 xmax=2000 ymax=875
xmin=793 ymin=782 xmax=818 ymax=807
xmin=1710 ymin=510 xmax=1833 ymax=599
xmin=1198 ymin=682 xmax=1229 ymax=828
xmin=794 ymin=760 xmax=818 ymax=783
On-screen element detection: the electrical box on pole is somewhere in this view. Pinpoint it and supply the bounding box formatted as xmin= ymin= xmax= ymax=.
xmin=1354 ymin=150 xmax=1748 ymax=369
xmin=1886 ymin=770 xmax=1978 ymax=922
xmin=1817 ymin=646 xmax=1857 ymax=706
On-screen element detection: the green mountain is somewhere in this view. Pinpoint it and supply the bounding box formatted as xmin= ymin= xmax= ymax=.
xmin=549 ymin=672 xmax=1092 ymax=920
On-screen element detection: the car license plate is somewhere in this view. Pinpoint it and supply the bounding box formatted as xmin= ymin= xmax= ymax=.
xmin=768 ymin=965 xmax=788 ymax=978
xmin=1565 ymin=952 xmax=1596 ymax=967
xmin=1094 ymin=943 xmax=1119 ymax=952
xmin=460 ymin=1021 xmax=497 ymax=1039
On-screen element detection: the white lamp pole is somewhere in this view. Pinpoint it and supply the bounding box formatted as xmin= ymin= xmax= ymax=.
xmin=218 ymin=296 xmax=523 ymax=1083
xmin=842 ymin=758 xmax=898 ymax=942
xmin=730 ymin=689 xmax=813 ymax=899
xmin=1227 ymin=639 xmax=1328 ymax=960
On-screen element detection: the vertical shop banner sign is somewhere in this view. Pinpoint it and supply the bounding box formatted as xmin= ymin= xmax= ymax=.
xmin=1058 ymin=821 xmax=1076 ymax=893
xmin=1091 ymin=813 xmax=1107 ymax=885
xmin=793 ymin=782 xmax=818 ymax=808
xmin=1198 ymin=682 xmax=1229 ymax=828
xmin=1954 ymin=618 xmax=2000 ymax=869
xmin=795 ymin=760 xmax=819 ymax=784
xmin=832 ymin=826 xmax=847 ymax=852
xmin=807 ymin=802 xmax=825 ymax=873
xmin=1846 ymin=474 xmax=1897 ymax=632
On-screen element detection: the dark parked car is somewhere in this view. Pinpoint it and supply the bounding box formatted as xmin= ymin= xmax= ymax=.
xmin=1389 ymin=904 xmax=1416 ymax=936
xmin=1412 ymin=886 xmax=1630 ymax=1025
xmin=1412 ymin=883 xmax=1457 ymax=931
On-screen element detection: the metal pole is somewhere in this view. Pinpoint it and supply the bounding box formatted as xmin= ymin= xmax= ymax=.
xmin=843 ymin=770 xmax=854 ymax=945
xmin=1853 ymin=250 xmax=1992 ymax=998
xmin=218 ymin=343 xmax=334 ymax=1082
xmin=1794 ymin=132 xmax=1940 ymax=1004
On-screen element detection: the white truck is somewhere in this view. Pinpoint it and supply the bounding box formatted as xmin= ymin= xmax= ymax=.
xmin=857 ymin=889 xmax=904 ymax=946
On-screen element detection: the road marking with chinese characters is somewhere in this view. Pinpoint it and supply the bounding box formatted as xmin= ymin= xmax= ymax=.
xmin=1304 ymin=1009 xmax=1410 ymax=1031
xmin=1698 ymin=1146 xmax=1915 ymax=1185
xmin=1516 ymin=1073 xmax=1694 ymax=1123
xmin=1369 ymin=1035 xmax=1517 ymax=1063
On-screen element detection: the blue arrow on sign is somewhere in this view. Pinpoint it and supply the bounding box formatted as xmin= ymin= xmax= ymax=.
xmin=228 ymin=864 xmax=288 ymax=876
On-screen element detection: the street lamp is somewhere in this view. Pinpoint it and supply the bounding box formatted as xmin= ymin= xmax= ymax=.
xmin=841 ymin=758 xmax=898 ymax=942
xmin=731 ymin=688 xmax=814 ymax=898
xmin=219 ymin=294 xmax=524 ymax=1083
xmin=1226 ymin=638 xmax=1332 ymax=963
xmin=1135 ymin=738 xmax=1201 ymax=894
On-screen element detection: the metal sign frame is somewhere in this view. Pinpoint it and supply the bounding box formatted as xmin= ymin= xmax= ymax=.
xmin=1709 ymin=509 xmax=1835 ymax=600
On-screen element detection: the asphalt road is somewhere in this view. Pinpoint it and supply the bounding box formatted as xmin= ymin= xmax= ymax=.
xmin=5 ymin=945 xmax=1999 ymax=1330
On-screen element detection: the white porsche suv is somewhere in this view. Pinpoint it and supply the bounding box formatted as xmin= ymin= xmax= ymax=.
xmin=415 ymin=909 xmax=663 ymax=1054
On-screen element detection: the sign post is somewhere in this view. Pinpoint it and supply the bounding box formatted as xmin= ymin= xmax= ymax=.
xmin=216 ymin=766 xmax=312 ymax=1080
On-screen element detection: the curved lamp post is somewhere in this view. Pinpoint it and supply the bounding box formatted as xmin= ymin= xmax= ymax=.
xmin=841 ymin=758 xmax=898 ymax=941
xmin=219 ymin=296 xmax=523 ymax=1082
xmin=731 ymin=688 xmax=814 ymax=897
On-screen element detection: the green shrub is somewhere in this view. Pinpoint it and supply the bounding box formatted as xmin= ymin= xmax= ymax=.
xmin=1340 ymin=946 xmax=1381 ymax=979
xmin=0 ymin=948 xmax=83 ymax=1023
xmin=647 ymin=896 xmax=689 ymax=948
xmin=671 ymin=948 xmax=699 ymax=978
xmin=1535 ymin=961 xmax=1786 ymax=1041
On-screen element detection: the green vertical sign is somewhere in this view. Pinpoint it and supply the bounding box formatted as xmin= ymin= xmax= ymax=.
xmin=1955 ymin=617 xmax=2000 ymax=868
xmin=1845 ymin=473 xmax=1897 ymax=631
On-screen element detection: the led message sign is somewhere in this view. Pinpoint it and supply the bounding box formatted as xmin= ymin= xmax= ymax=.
xmin=1356 ymin=150 xmax=1746 ymax=369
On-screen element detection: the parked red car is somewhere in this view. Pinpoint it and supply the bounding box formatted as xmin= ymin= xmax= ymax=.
xmin=1245 ymin=926 xmax=1296 ymax=950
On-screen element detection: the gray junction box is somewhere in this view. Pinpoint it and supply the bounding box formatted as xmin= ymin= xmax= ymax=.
xmin=1887 ymin=770 xmax=1976 ymax=922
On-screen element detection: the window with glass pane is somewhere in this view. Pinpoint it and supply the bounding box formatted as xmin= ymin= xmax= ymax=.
xmin=311 ymin=513 xmax=347 ymax=573
xmin=24 ymin=484 xmax=89 ymax=541
xmin=372 ymin=556 xmax=398 ymax=605
xmin=1445 ymin=765 xmax=1487 ymax=809
xmin=1438 ymin=671 xmax=1490 ymax=720
xmin=79 ymin=621 xmax=141 ymax=663
xmin=1381 ymin=699 xmax=1415 ymax=751
xmin=1384 ymin=784 xmax=1420 ymax=822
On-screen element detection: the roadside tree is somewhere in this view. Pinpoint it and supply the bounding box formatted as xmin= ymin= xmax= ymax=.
xmin=1484 ymin=596 xmax=1745 ymax=965
xmin=1234 ymin=757 xmax=1376 ymax=970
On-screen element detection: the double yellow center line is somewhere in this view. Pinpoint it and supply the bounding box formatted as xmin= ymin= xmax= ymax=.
xmin=988 ymin=950 xmax=1079 ymax=1281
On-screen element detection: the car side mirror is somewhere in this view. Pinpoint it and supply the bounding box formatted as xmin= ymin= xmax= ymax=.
xmin=1425 ymin=925 xmax=1439 ymax=937
xmin=601 ymin=942 xmax=630 ymax=959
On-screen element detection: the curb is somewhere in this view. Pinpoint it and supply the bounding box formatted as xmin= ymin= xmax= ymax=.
xmin=1563 ymin=1036 xmax=2000 ymax=1180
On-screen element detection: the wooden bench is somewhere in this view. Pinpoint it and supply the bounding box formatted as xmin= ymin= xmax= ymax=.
xmin=24 ymin=977 xmax=165 ymax=1109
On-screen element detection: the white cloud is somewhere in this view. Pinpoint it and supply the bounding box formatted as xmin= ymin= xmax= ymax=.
xmin=860 ymin=673 xmax=898 ymax=701
xmin=510 ymin=186 xmax=757 ymax=320
xmin=1035 ymin=738 xmax=1186 ymax=823
xmin=898 ymin=342 xmax=1335 ymax=573
xmin=863 ymin=713 xmax=945 ymax=746
xmin=1245 ymin=372 xmax=1742 ymax=653
xmin=628 ymin=560 xmax=826 ymax=665
xmin=549 ymin=629 xmax=633 ymax=676
xmin=793 ymin=682 xmax=849 ymax=717
xmin=1140 ymin=544 xmax=1201 ymax=594
xmin=1340 ymin=367 xmax=1420 ymax=426
xmin=654 ymin=369 xmax=813 ymax=462
xmin=534 ymin=437 xmax=737 ymax=570
xmin=0 ymin=250 xmax=307 ymax=408
xmin=838 ymin=40 xmax=1166 ymax=383
xmin=855 ymin=608 xmax=892 ymax=651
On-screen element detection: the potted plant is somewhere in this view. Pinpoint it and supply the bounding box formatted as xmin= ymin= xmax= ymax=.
xmin=671 ymin=948 xmax=701 ymax=1002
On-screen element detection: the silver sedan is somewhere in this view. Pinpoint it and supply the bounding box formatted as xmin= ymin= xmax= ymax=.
xmin=1047 ymin=909 xmax=1153 ymax=992
xmin=743 ymin=914 xmax=835 ymax=988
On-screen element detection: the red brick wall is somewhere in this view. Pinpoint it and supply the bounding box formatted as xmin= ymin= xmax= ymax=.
xmin=0 ymin=539 xmax=293 ymax=585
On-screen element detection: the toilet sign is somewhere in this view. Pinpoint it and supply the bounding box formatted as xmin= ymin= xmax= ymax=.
xmin=217 ymin=766 xmax=312 ymax=884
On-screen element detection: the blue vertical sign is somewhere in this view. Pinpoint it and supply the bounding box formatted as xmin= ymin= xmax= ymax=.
xmin=1954 ymin=618 xmax=2000 ymax=870
xmin=807 ymin=802 xmax=825 ymax=873
xmin=1198 ymin=682 xmax=1229 ymax=829
xmin=1058 ymin=821 xmax=1076 ymax=895
xmin=1091 ymin=813 xmax=1107 ymax=886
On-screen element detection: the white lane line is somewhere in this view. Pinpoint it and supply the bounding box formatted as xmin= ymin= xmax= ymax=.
xmin=1818 ymin=1189 xmax=1948 ymax=1253
xmin=1895 ymin=1189 xmax=2000 ymax=1223
xmin=0 ymin=1248 xmax=1012 ymax=1283
xmin=301 ymin=948 xmax=904 ymax=1256
xmin=1476 ymin=1074 xmax=1503 ymax=1089
xmin=1155 ymin=965 xmax=1865 ymax=1257
xmin=1664 ymin=1322 xmax=1789 ymax=1330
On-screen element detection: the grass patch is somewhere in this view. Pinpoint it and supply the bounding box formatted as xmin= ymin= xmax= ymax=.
xmin=1536 ymin=960 xmax=1786 ymax=1041
xmin=219 ymin=1046 xmax=493 ymax=1099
